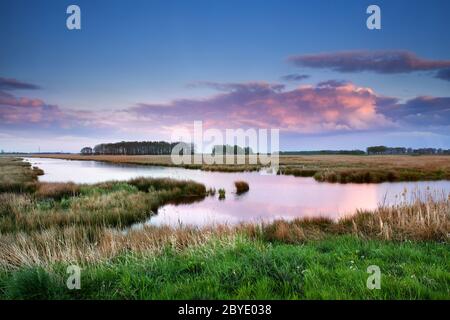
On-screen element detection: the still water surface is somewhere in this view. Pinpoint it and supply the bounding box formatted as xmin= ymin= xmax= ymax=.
xmin=26 ymin=158 xmax=450 ymax=227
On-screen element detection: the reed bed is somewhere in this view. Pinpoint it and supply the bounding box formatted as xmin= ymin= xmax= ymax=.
xmin=0 ymin=192 xmax=448 ymax=270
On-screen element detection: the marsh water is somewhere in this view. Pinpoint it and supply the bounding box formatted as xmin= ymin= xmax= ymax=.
xmin=26 ymin=158 xmax=450 ymax=227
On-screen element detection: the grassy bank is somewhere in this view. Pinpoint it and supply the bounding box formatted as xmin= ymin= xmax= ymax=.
xmin=0 ymin=157 xmax=448 ymax=299
xmin=0 ymin=157 xmax=43 ymax=193
xmin=31 ymin=154 xmax=450 ymax=183
xmin=1 ymin=235 xmax=448 ymax=299
xmin=0 ymin=157 xmax=207 ymax=233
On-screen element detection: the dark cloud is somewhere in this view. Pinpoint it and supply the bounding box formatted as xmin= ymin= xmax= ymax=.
xmin=281 ymin=74 xmax=310 ymax=82
xmin=0 ymin=77 xmax=40 ymax=90
xmin=288 ymin=50 xmax=450 ymax=75
xmin=187 ymin=81 xmax=285 ymax=93
xmin=379 ymin=96 xmax=450 ymax=126
xmin=317 ymin=80 xmax=350 ymax=88
xmin=435 ymin=68 xmax=450 ymax=81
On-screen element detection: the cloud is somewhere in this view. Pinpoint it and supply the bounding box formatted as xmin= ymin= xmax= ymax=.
xmin=378 ymin=96 xmax=450 ymax=126
xmin=187 ymin=81 xmax=285 ymax=93
xmin=1 ymin=76 xmax=448 ymax=144
xmin=130 ymin=81 xmax=391 ymax=134
xmin=435 ymin=68 xmax=450 ymax=81
xmin=288 ymin=50 xmax=450 ymax=75
xmin=281 ymin=74 xmax=310 ymax=82
xmin=0 ymin=77 xmax=40 ymax=90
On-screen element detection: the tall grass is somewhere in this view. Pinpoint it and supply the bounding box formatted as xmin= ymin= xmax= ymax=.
xmin=0 ymin=192 xmax=447 ymax=270
xmin=0 ymin=177 xmax=207 ymax=233
xmin=0 ymin=157 xmax=41 ymax=193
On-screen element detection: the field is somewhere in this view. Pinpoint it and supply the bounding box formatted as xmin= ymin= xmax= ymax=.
xmin=31 ymin=154 xmax=450 ymax=183
xmin=0 ymin=156 xmax=449 ymax=299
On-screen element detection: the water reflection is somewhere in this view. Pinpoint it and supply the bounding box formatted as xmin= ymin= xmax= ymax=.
xmin=26 ymin=158 xmax=450 ymax=227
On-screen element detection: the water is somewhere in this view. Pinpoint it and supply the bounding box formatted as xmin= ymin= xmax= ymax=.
xmin=26 ymin=157 xmax=450 ymax=227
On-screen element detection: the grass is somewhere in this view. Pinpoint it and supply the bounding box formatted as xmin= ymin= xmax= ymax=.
xmin=0 ymin=156 xmax=449 ymax=299
xmin=1 ymin=191 xmax=447 ymax=270
xmin=0 ymin=236 xmax=448 ymax=299
xmin=32 ymin=154 xmax=450 ymax=183
xmin=0 ymin=157 xmax=43 ymax=193
xmin=234 ymin=181 xmax=249 ymax=194
xmin=218 ymin=188 xmax=226 ymax=200
xmin=0 ymin=158 xmax=207 ymax=233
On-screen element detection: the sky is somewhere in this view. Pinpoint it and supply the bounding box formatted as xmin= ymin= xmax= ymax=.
xmin=0 ymin=0 xmax=449 ymax=152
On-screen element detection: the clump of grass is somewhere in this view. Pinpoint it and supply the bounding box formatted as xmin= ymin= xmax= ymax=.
xmin=278 ymin=168 xmax=318 ymax=177
xmin=0 ymin=157 xmax=39 ymax=193
xmin=252 ymin=192 xmax=449 ymax=243
xmin=234 ymin=181 xmax=249 ymax=194
xmin=36 ymin=182 xmax=80 ymax=200
xmin=0 ymin=177 xmax=208 ymax=233
xmin=218 ymin=188 xmax=226 ymax=200
xmin=2 ymin=267 xmax=64 ymax=299
xmin=207 ymin=188 xmax=216 ymax=196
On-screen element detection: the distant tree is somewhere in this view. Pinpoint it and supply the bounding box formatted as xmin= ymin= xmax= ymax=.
xmin=367 ymin=146 xmax=388 ymax=155
xmin=80 ymin=147 xmax=93 ymax=155
xmin=212 ymin=145 xmax=253 ymax=155
xmin=92 ymin=141 xmax=193 ymax=155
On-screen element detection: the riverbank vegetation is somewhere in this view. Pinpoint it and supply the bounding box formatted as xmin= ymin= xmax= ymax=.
xmin=0 ymin=157 xmax=207 ymax=233
xmin=234 ymin=181 xmax=249 ymax=194
xmin=0 ymin=157 xmax=448 ymax=299
xmin=31 ymin=154 xmax=450 ymax=183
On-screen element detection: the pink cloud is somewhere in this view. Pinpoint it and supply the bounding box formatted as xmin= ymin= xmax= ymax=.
xmin=129 ymin=81 xmax=391 ymax=134
xmin=2 ymin=78 xmax=447 ymax=140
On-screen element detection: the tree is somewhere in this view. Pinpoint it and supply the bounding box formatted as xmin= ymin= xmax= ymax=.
xmin=80 ymin=147 xmax=93 ymax=155
xmin=92 ymin=141 xmax=194 ymax=155
xmin=367 ymin=146 xmax=388 ymax=155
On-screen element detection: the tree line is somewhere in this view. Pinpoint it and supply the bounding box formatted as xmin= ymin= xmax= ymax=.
xmin=81 ymin=141 xmax=194 ymax=155
xmin=366 ymin=146 xmax=450 ymax=155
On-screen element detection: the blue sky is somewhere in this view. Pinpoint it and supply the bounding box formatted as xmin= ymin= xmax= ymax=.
xmin=0 ymin=0 xmax=449 ymax=152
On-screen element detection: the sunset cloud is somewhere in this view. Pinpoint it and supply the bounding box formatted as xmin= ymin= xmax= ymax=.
xmin=1 ymin=77 xmax=448 ymax=146
xmin=379 ymin=96 xmax=450 ymax=126
xmin=0 ymin=77 xmax=40 ymax=90
xmin=129 ymin=81 xmax=391 ymax=133
xmin=281 ymin=74 xmax=310 ymax=82
xmin=288 ymin=51 xmax=450 ymax=78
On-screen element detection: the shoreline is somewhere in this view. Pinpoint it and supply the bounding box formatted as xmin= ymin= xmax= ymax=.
xmin=29 ymin=153 xmax=450 ymax=183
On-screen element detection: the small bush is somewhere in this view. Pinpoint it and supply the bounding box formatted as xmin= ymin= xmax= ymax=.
xmin=36 ymin=182 xmax=80 ymax=200
xmin=234 ymin=181 xmax=249 ymax=194
xmin=218 ymin=188 xmax=226 ymax=200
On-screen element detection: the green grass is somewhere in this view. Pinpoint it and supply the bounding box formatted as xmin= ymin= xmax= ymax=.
xmin=0 ymin=235 xmax=448 ymax=300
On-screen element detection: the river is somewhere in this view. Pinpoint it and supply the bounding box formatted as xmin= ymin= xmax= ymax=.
xmin=25 ymin=157 xmax=450 ymax=227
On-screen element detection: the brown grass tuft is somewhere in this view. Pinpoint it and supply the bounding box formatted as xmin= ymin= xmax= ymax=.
xmin=234 ymin=181 xmax=249 ymax=194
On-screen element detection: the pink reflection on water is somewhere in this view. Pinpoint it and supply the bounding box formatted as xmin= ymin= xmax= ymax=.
xmin=27 ymin=158 xmax=450 ymax=228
